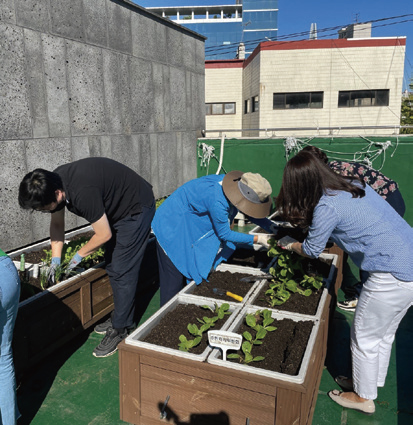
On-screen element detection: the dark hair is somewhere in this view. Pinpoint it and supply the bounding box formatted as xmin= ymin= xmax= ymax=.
xmin=19 ymin=169 xmax=63 ymax=210
xmin=276 ymin=151 xmax=365 ymax=228
xmin=301 ymin=145 xmax=328 ymax=164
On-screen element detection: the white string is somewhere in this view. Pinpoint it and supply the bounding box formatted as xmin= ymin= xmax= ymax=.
xmin=283 ymin=136 xmax=396 ymax=171
xmin=198 ymin=142 xmax=216 ymax=174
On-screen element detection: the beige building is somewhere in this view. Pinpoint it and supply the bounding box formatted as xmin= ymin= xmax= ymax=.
xmin=205 ymin=37 xmax=406 ymax=137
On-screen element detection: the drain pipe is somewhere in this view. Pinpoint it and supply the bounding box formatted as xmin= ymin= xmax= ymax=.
xmin=215 ymin=133 xmax=226 ymax=175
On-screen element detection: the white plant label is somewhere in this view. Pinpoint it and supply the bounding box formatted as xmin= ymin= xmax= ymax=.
xmin=208 ymin=330 xmax=242 ymax=361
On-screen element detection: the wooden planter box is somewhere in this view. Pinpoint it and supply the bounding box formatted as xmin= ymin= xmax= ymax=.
xmin=119 ymin=257 xmax=335 ymax=425
xmin=119 ymin=302 xmax=329 ymax=425
xmin=10 ymin=232 xmax=157 ymax=376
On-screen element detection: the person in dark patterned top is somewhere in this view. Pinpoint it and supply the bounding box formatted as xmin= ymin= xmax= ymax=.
xmin=329 ymin=160 xmax=400 ymax=202
xmin=301 ymin=145 xmax=406 ymax=311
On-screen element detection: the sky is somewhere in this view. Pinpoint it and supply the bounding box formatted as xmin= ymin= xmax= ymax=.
xmin=135 ymin=0 xmax=413 ymax=90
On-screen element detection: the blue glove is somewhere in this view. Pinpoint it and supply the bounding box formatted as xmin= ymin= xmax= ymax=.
xmin=47 ymin=257 xmax=61 ymax=286
xmin=65 ymin=252 xmax=83 ymax=276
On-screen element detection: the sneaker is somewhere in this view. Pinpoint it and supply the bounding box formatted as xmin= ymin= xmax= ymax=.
xmin=94 ymin=317 xmax=136 ymax=335
xmin=94 ymin=316 xmax=112 ymax=334
xmin=337 ymin=296 xmax=358 ymax=312
xmin=93 ymin=327 xmax=128 ymax=358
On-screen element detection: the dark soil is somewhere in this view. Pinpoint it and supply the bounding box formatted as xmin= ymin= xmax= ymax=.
xmin=142 ymin=303 xmax=232 ymax=355
xmin=190 ymin=271 xmax=261 ymax=302
xmin=22 ymin=231 xmax=95 ymax=264
xmin=253 ymin=286 xmax=323 ymax=315
xmin=226 ymin=248 xmax=272 ymax=268
xmin=142 ymin=301 xmax=314 ymax=375
xmin=225 ymin=316 xmax=314 ymax=375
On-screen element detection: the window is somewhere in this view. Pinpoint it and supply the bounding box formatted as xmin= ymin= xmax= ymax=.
xmin=244 ymin=99 xmax=249 ymax=114
xmin=252 ymin=96 xmax=259 ymax=112
xmin=338 ymin=90 xmax=389 ymax=107
xmin=273 ymin=92 xmax=324 ymax=109
xmin=205 ymin=102 xmax=236 ymax=115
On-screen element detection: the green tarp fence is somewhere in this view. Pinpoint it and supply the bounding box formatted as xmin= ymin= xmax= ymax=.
xmin=197 ymin=136 xmax=413 ymax=225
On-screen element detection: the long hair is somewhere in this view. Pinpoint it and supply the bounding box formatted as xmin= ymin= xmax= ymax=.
xmin=19 ymin=169 xmax=63 ymax=210
xmin=301 ymin=145 xmax=328 ymax=164
xmin=277 ymin=151 xmax=365 ymax=228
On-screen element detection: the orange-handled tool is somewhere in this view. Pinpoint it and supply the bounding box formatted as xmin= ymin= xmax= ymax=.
xmin=213 ymin=288 xmax=243 ymax=302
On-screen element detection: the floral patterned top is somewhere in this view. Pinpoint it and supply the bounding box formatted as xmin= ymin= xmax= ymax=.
xmin=329 ymin=160 xmax=399 ymax=200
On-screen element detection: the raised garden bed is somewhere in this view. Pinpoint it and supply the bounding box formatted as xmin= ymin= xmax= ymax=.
xmin=9 ymin=228 xmax=158 ymax=375
xmin=119 ymin=253 xmax=337 ymax=425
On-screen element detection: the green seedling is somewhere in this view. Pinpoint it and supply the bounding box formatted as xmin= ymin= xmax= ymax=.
xmin=178 ymin=303 xmax=232 ymax=353
xmin=228 ymin=309 xmax=277 ymax=364
xmin=178 ymin=335 xmax=202 ymax=352
xmin=40 ymin=237 xmax=105 ymax=286
xmin=260 ymin=238 xmax=324 ymax=307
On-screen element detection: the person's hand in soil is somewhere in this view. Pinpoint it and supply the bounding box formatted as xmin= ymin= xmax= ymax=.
xmin=47 ymin=257 xmax=60 ymax=286
xmin=65 ymin=252 xmax=83 ymax=278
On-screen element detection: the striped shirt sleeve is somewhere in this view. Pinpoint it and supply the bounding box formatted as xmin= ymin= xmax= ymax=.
xmin=302 ymin=200 xmax=339 ymax=258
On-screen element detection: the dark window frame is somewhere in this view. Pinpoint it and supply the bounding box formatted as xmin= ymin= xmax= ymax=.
xmin=205 ymin=102 xmax=236 ymax=115
xmin=244 ymin=99 xmax=249 ymax=114
xmin=273 ymin=91 xmax=324 ymax=109
xmin=338 ymin=89 xmax=390 ymax=108
xmin=252 ymin=95 xmax=259 ymax=112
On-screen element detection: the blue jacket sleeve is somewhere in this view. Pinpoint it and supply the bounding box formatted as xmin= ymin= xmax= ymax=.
xmin=209 ymin=197 xmax=254 ymax=245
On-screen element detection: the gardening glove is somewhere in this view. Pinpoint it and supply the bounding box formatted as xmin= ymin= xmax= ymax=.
xmin=256 ymin=234 xmax=272 ymax=249
xmin=47 ymin=257 xmax=61 ymax=287
xmin=278 ymin=236 xmax=298 ymax=251
xmin=65 ymin=252 xmax=84 ymax=277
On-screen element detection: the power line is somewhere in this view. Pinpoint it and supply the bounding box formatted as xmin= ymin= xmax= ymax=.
xmin=203 ymin=13 xmax=413 ymax=57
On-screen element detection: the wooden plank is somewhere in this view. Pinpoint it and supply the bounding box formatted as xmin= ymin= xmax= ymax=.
xmin=138 ymin=350 xmax=308 ymax=394
xmin=141 ymin=376 xmax=275 ymax=425
xmin=80 ymin=281 xmax=92 ymax=325
xmin=141 ymin=364 xmax=275 ymax=409
xmin=276 ymin=387 xmax=302 ymax=425
xmin=119 ymin=345 xmax=142 ymax=425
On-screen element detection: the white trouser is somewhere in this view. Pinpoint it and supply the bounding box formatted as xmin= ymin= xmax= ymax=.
xmin=351 ymin=272 xmax=413 ymax=400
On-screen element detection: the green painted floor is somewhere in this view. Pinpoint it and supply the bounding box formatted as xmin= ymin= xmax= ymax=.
xmin=16 ymin=259 xmax=413 ymax=425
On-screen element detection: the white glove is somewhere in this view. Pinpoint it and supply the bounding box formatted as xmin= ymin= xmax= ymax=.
xmin=256 ymin=234 xmax=272 ymax=249
xmin=278 ymin=236 xmax=298 ymax=251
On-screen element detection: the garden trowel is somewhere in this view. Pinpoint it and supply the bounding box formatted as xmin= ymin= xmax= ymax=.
xmin=212 ymin=288 xmax=243 ymax=302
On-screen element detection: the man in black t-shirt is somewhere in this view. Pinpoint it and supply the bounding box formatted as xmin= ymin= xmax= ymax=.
xmin=19 ymin=157 xmax=155 ymax=357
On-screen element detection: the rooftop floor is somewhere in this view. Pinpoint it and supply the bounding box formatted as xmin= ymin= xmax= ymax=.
xmin=16 ymin=259 xmax=413 ymax=425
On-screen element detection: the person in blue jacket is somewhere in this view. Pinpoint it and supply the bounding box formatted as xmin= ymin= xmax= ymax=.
xmin=152 ymin=171 xmax=275 ymax=306
xmin=276 ymin=151 xmax=413 ymax=415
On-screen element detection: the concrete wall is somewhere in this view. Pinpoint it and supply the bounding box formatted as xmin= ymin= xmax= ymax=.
xmin=0 ymin=0 xmax=205 ymax=251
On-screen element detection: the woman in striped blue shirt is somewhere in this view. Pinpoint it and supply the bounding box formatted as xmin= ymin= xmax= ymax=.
xmin=276 ymin=150 xmax=413 ymax=415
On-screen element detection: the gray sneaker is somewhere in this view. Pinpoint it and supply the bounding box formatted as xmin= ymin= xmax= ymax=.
xmin=93 ymin=327 xmax=128 ymax=358
xmin=94 ymin=316 xmax=112 ymax=334
xmin=94 ymin=317 xmax=136 ymax=335
xmin=337 ymin=296 xmax=358 ymax=312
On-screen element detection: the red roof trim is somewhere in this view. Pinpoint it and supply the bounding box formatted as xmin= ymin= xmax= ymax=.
xmin=205 ymin=60 xmax=244 ymax=69
xmin=244 ymin=37 xmax=406 ymax=67
xmin=205 ymin=38 xmax=406 ymax=69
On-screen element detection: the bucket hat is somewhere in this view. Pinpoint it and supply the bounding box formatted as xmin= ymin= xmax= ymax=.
xmin=222 ymin=171 xmax=272 ymax=218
